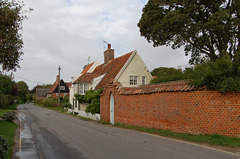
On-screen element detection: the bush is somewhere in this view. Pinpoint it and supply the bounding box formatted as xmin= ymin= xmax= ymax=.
xmin=2 ymin=111 xmax=17 ymax=122
xmin=191 ymin=54 xmax=240 ymax=93
xmin=42 ymin=98 xmax=58 ymax=107
xmin=84 ymin=89 xmax=103 ymax=114
xmin=62 ymin=103 xmax=71 ymax=108
xmin=0 ymin=135 xmax=9 ymax=159
xmin=63 ymin=95 xmax=69 ymax=103
xmin=74 ymin=94 xmax=85 ymax=103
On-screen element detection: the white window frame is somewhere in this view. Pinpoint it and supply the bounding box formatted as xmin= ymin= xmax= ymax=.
xmin=142 ymin=76 xmax=146 ymax=85
xmin=130 ymin=76 xmax=138 ymax=86
xmin=79 ymin=83 xmax=89 ymax=95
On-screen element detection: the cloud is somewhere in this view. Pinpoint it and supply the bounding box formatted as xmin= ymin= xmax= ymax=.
xmin=13 ymin=0 xmax=190 ymax=89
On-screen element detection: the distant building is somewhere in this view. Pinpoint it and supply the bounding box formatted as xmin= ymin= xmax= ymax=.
xmin=47 ymin=75 xmax=70 ymax=99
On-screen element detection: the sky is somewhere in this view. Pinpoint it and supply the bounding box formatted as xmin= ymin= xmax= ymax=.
xmin=12 ymin=0 xmax=191 ymax=90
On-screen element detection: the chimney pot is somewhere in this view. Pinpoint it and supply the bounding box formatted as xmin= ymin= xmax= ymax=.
xmin=104 ymin=43 xmax=114 ymax=64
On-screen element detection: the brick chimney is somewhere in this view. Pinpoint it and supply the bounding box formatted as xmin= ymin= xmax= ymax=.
xmin=56 ymin=75 xmax=60 ymax=81
xmin=104 ymin=44 xmax=114 ymax=64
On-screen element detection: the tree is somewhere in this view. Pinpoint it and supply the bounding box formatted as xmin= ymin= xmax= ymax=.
xmin=0 ymin=74 xmax=15 ymax=108
xmin=16 ymin=81 xmax=29 ymax=103
xmin=0 ymin=1 xmax=31 ymax=72
xmin=151 ymin=67 xmax=185 ymax=83
xmin=138 ymin=0 xmax=240 ymax=64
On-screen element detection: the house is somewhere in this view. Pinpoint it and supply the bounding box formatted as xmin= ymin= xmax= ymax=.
xmin=70 ymin=44 xmax=152 ymax=113
xmin=47 ymin=75 xmax=70 ymax=99
xmin=30 ymin=85 xmax=52 ymax=102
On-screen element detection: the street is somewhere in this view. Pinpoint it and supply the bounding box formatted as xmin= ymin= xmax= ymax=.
xmin=15 ymin=103 xmax=240 ymax=159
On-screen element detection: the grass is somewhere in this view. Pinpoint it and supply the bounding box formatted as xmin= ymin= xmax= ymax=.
xmin=0 ymin=120 xmax=17 ymax=159
xmin=0 ymin=103 xmax=19 ymax=159
xmin=0 ymin=109 xmax=10 ymax=117
xmin=114 ymin=123 xmax=240 ymax=148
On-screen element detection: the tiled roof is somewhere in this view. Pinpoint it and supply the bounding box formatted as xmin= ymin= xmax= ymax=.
xmin=75 ymin=51 xmax=134 ymax=89
xmin=48 ymin=80 xmax=71 ymax=94
xmin=65 ymin=82 xmax=71 ymax=87
xmin=121 ymin=80 xmax=194 ymax=95
xmin=76 ymin=73 xmax=101 ymax=83
xmin=81 ymin=62 xmax=94 ymax=74
xmin=48 ymin=80 xmax=59 ymax=94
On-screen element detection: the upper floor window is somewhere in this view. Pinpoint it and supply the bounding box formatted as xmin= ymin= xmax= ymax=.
xmin=60 ymin=86 xmax=65 ymax=90
xmin=130 ymin=76 xmax=137 ymax=85
xmin=79 ymin=83 xmax=88 ymax=95
xmin=142 ymin=76 xmax=146 ymax=85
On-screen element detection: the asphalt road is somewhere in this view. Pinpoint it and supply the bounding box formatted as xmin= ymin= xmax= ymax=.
xmin=14 ymin=103 xmax=240 ymax=159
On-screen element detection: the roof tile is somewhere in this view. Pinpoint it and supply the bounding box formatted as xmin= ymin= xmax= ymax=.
xmin=75 ymin=51 xmax=133 ymax=89
xmin=121 ymin=80 xmax=194 ymax=95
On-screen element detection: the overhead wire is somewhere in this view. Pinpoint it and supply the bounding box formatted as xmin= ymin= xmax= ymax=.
xmin=14 ymin=75 xmax=49 ymax=85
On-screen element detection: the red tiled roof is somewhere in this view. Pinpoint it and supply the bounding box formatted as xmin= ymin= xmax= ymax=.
xmin=122 ymin=80 xmax=194 ymax=95
xmin=65 ymin=82 xmax=71 ymax=87
xmin=76 ymin=73 xmax=101 ymax=83
xmin=81 ymin=62 xmax=95 ymax=74
xmin=75 ymin=51 xmax=134 ymax=89
xmin=48 ymin=80 xmax=59 ymax=94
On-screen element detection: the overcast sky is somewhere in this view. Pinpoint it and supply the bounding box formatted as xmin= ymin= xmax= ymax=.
xmin=13 ymin=0 xmax=191 ymax=89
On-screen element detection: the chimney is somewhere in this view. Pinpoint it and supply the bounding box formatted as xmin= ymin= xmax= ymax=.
xmin=104 ymin=44 xmax=114 ymax=64
xmin=56 ymin=75 xmax=60 ymax=81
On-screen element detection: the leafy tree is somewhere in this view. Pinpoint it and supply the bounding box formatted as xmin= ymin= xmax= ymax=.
xmin=15 ymin=81 xmax=29 ymax=103
xmin=138 ymin=0 xmax=240 ymax=64
xmin=190 ymin=54 xmax=240 ymax=93
xmin=151 ymin=67 xmax=184 ymax=83
xmin=0 ymin=1 xmax=32 ymax=72
xmin=0 ymin=74 xmax=15 ymax=108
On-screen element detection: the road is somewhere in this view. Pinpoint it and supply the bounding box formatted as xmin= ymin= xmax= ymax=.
xmin=14 ymin=103 xmax=239 ymax=159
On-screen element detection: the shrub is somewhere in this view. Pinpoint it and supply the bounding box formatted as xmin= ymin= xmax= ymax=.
xmin=63 ymin=95 xmax=69 ymax=103
xmin=0 ymin=135 xmax=9 ymax=159
xmin=74 ymin=94 xmax=85 ymax=103
xmin=42 ymin=98 xmax=58 ymax=107
xmin=62 ymin=103 xmax=71 ymax=108
xmin=191 ymin=54 xmax=240 ymax=93
xmin=85 ymin=89 xmax=103 ymax=114
xmin=2 ymin=111 xmax=17 ymax=122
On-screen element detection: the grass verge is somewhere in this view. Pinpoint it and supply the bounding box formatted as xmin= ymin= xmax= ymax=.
xmin=114 ymin=123 xmax=240 ymax=148
xmin=0 ymin=121 xmax=17 ymax=159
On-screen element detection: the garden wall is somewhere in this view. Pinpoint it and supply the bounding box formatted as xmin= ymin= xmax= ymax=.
xmin=100 ymin=81 xmax=240 ymax=137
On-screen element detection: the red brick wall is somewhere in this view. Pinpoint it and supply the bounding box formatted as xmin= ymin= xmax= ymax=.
xmin=52 ymin=93 xmax=69 ymax=99
xmin=100 ymin=84 xmax=240 ymax=137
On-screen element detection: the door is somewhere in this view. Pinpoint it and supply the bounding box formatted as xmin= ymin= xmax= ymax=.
xmin=110 ymin=93 xmax=114 ymax=125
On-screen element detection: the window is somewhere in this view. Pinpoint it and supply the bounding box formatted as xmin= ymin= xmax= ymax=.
xmin=74 ymin=84 xmax=78 ymax=94
xmin=79 ymin=83 xmax=88 ymax=95
xmin=130 ymin=76 xmax=137 ymax=85
xmin=79 ymin=84 xmax=83 ymax=94
xmin=60 ymin=86 xmax=65 ymax=90
xmin=142 ymin=76 xmax=146 ymax=85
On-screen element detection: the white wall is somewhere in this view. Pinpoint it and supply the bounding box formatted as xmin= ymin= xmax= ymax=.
xmin=117 ymin=53 xmax=152 ymax=87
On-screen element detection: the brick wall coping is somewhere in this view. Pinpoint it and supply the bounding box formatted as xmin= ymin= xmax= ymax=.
xmin=103 ymin=80 xmax=196 ymax=95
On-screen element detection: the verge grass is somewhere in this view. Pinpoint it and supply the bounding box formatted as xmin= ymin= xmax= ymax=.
xmin=0 ymin=120 xmax=17 ymax=159
xmin=114 ymin=123 xmax=240 ymax=148
xmin=0 ymin=103 xmax=19 ymax=159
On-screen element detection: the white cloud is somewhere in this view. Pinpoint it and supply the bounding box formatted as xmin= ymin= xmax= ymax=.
xmin=13 ymin=0 xmax=190 ymax=89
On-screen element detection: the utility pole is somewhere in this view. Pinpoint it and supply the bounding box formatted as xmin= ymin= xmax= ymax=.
xmin=58 ymin=65 xmax=61 ymax=104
